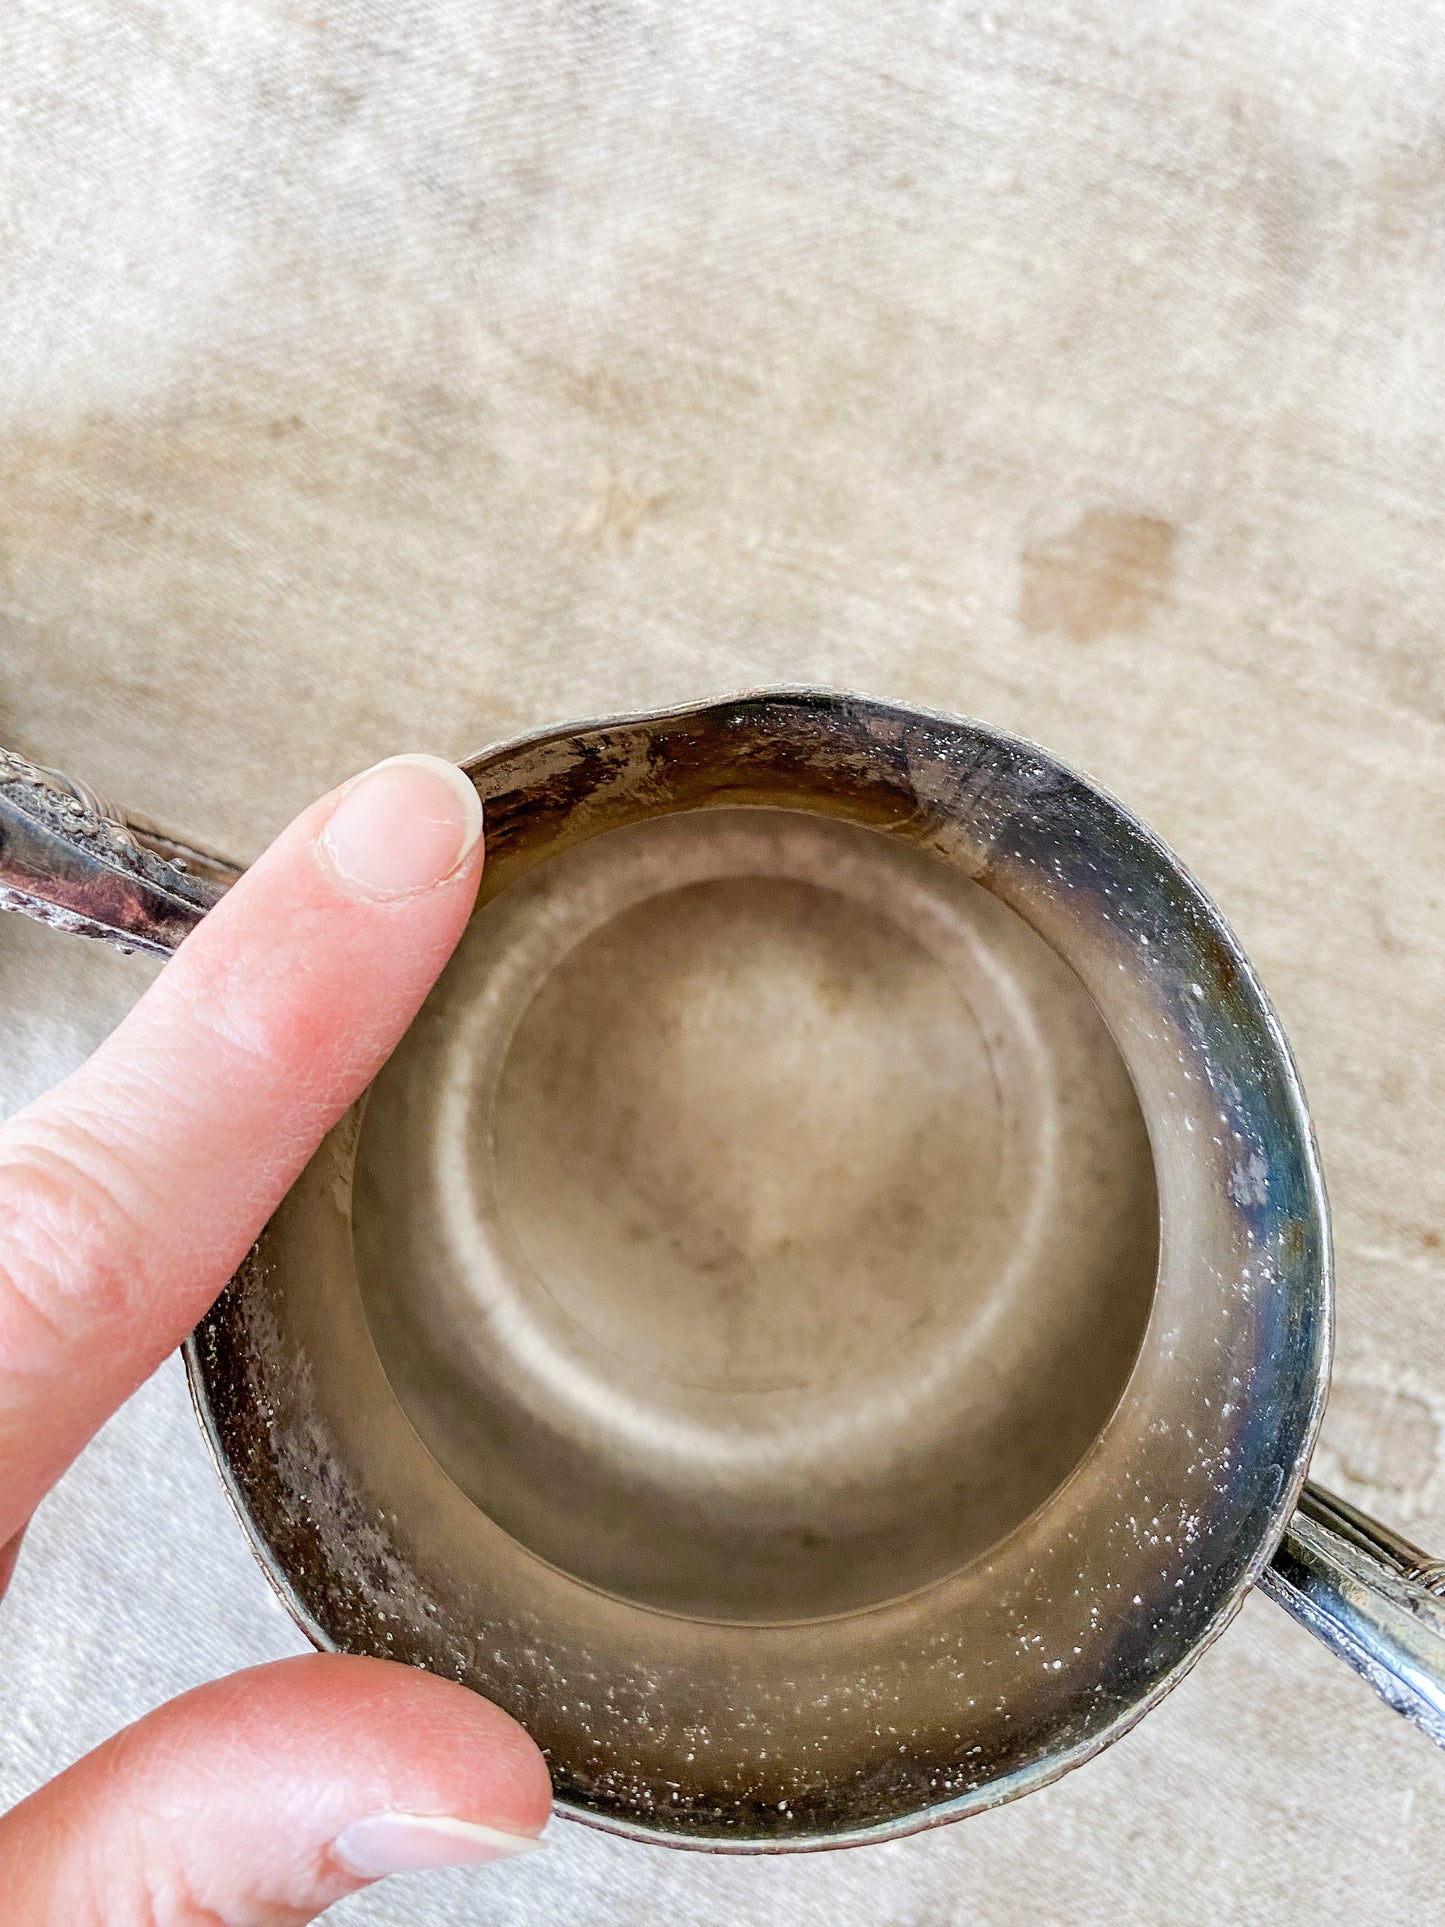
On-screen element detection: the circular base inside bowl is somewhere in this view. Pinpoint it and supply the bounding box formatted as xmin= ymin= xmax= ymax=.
xmin=353 ymin=807 xmax=1157 ymax=1621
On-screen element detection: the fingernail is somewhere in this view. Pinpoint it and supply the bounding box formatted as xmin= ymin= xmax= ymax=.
xmin=320 ymin=755 xmax=483 ymax=899
xmin=334 ymin=1812 xmax=545 ymax=1876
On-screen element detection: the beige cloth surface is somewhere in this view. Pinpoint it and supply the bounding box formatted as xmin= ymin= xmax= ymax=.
xmin=2 ymin=1 xmax=1444 ymax=1919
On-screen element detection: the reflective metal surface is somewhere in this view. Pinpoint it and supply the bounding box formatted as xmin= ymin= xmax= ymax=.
xmin=1263 ymin=1483 xmax=1445 ymax=1748
xmin=354 ymin=805 xmax=1158 ymax=1623
xmin=5 ymin=691 xmax=1442 ymax=1846
xmin=184 ymin=689 xmax=1333 ymax=1846
xmin=0 ymin=743 xmax=237 ymax=952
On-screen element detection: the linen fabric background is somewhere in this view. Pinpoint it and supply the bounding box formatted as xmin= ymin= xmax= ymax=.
xmin=1 ymin=2 xmax=1444 ymax=1920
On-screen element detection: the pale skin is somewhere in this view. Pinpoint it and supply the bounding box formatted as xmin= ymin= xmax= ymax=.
xmin=0 ymin=755 xmax=553 ymax=1924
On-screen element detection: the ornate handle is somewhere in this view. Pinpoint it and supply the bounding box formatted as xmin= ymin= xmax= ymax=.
xmin=0 ymin=746 xmax=240 ymax=956
xmin=1261 ymin=1480 xmax=1445 ymax=1749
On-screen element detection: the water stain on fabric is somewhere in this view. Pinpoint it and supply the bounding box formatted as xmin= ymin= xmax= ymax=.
xmin=568 ymin=458 xmax=667 ymax=551
xmin=1018 ymin=509 xmax=1176 ymax=643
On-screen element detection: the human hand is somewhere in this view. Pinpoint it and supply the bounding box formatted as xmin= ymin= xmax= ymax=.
xmin=0 ymin=756 xmax=552 ymax=1923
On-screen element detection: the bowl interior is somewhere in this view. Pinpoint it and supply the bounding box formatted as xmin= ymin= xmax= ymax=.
xmin=189 ymin=695 xmax=1328 ymax=1847
xmin=353 ymin=806 xmax=1159 ymax=1620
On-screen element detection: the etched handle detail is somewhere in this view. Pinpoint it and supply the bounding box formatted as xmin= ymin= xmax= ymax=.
xmin=0 ymin=746 xmax=241 ymax=957
xmin=1262 ymin=1481 xmax=1445 ymax=1750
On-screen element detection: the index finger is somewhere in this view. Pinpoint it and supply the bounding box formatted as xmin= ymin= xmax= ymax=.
xmin=0 ymin=754 xmax=483 ymax=1551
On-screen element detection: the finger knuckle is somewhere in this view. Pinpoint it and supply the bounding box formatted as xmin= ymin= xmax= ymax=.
xmin=0 ymin=1132 xmax=145 ymax=1367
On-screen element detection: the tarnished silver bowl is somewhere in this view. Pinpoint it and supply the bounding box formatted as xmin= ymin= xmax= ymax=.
xmin=2 ymin=690 xmax=1442 ymax=1848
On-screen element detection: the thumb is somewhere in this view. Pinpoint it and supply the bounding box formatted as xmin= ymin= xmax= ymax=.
xmin=0 ymin=1654 xmax=552 ymax=1925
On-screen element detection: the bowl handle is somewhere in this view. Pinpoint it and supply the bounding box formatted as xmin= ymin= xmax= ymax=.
xmin=0 ymin=744 xmax=240 ymax=956
xmin=1262 ymin=1480 xmax=1445 ymax=1750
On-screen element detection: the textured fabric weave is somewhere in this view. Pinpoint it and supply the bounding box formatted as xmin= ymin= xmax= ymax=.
xmin=1 ymin=3 xmax=1443 ymax=1919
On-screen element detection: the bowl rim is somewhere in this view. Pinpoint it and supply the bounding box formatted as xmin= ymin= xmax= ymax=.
xmin=186 ymin=687 xmax=1331 ymax=1850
